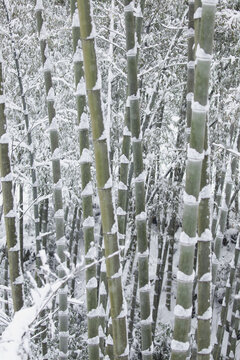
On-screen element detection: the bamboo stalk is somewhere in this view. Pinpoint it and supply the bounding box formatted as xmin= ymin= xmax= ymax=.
xmin=0 ymin=50 xmax=24 ymax=312
xmin=77 ymin=1 xmax=128 ymax=358
xmin=171 ymin=1 xmax=217 ymax=358
xmin=35 ymin=1 xmax=68 ymax=358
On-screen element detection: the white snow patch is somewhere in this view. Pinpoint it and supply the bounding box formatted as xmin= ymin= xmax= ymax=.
xmin=83 ymin=216 xmax=94 ymax=228
xmin=188 ymin=146 xmax=204 ymax=161
xmin=111 ymin=268 xmax=122 ymax=279
xmin=134 ymin=171 xmax=145 ymax=183
xmin=98 ymin=129 xmax=107 ymax=141
xmin=92 ymin=73 xmax=102 ymax=90
xmin=76 ymin=78 xmax=86 ymax=96
xmin=82 ymin=182 xmax=93 ymax=197
xmin=200 ymin=185 xmax=211 ymax=199
xmin=0 ymin=95 xmax=6 ymax=104
xmin=199 ymin=272 xmax=211 ymax=282
xmin=118 ymin=181 xmax=127 ymax=191
xmin=5 ymin=210 xmax=16 ymax=218
xmin=120 ymin=154 xmax=129 ymax=164
xmin=52 ymin=148 xmax=60 ymax=160
xmin=88 ymin=336 xmax=99 ymax=345
xmin=123 ymin=126 xmax=131 ymax=136
xmin=194 ymin=7 xmax=202 ymax=19
xmin=198 ymin=228 xmax=212 ymax=242
xmin=174 ymin=304 xmax=192 ymax=318
xmin=198 ymin=307 xmax=212 ymax=320
xmin=1 ymin=173 xmax=13 ymax=182
xmin=180 ymin=232 xmax=197 ymax=246
xmin=35 ymin=0 xmax=44 ymax=11
xmin=44 ymin=58 xmax=53 ymax=73
xmin=79 ymin=113 xmax=89 ymax=129
xmin=103 ymin=177 xmax=112 ymax=189
xmin=171 ymin=339 xmax=189 ymax=352
xmin=183 ymin=192 xmax=198 ymax=205
xmin=79 ymin=148 xmax=92 ymax=164
xmin=47 ymin=87 xmax=55 ymax=101
xmin=177 ymin=270 xmax=195 ymax=282
xmin=136 ymin=212 xmax=146 ymax=222
xmin=72 ymin=10 xmax=80 ymax=28
xmin=54 ymin=209 xmax=64 ymax=218
xmin=0 ymin=133 xmax=10 ymax=145
xmin=196 ymin=45 xmax=212 ymax=61
xmin=73 ymin=48 xmax=83 ymax=63
xmin=86 ymin=277 xmax=97 ymax=289
xmin=192 ymin=100 xmax=209 ymax=113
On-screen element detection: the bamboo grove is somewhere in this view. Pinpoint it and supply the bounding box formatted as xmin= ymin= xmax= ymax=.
xmin=0 ymin=0 xmax=239 ymax=359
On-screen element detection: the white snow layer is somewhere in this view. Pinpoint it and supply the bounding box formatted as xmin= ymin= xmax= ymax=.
xmin=188 ymin=146 xmax=204 ymax=161
xmin=79 ymin=148 xmax=92 ymax=164
xmin=72 ymin=10 xmax=80 ymax=28
xmin=0 ymin=133 xmax=10 ymax=144
xmin=76 ymin=79 xmax=86 ymax=96
xmin=79 ymin=113 xmax=89 ymax=129
xmin=180 ymin=232 xmax=197 ymax=246
xmin=171 ymin=339 xmax=189 ymax=352
xmin=35 ymin=0 xmax=44 ymax=11
xmin=174 ymin=304 xmax=192 ymax=318
xmin=82 ymin=182 xmax=93 ymax=197
xmin=177 ymin=270 xmax=195 ymax=282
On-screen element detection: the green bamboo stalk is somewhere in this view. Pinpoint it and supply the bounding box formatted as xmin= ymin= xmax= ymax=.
xmin=226 ymin=258 xmax=240 ymax=357
xmin=197 ymin=126 xmax=212 ymax=360
xmin=125 ymin=1 xmax=152 ymax=357
xmin=77 ymin=1 xmax=128 ymax=358
xmin=227 ymin=299 xmax=240 ymax=359
xmin=152 ymin=206 xmax=168 ymax=338
xmin=2 ymin=0 xmax=42 ymax=281
xmin=186 ymin=0 xmax=195 ymax=141
xmin=0 ymin=50 xmax=24 ymax=312
xmin=212 ymin=167 xmax=233 ymax=287
xmin=4 ymin=255 xmax=9 ymax=315
xmin=42 ymin=197 xmax=49 ymax=250
xmin=98 ymin=258 xmax=108 ymax=358
xmin=171 ymin=1 xmax=217 ymax=358
xmin=213 ymin=236 xmax=240 ymax=359
xmin=35 ymin=1 xmax=67 ymax=358
xmin=117 ymin=0 xmax=137 ymax=253
xmin=166 ymin=227 xmax=174 ymax=311
xmin=128 ymin=266 xmax=138 ymax=346
xmin=71 ymin=4 xmax=99 ymax=357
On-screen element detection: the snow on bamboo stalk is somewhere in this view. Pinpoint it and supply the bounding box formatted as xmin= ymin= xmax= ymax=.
xmin=117 ymin=0 xmax=136 ymax=251
xmin=226 ymin=277 xmax=240 ymax=359
xmin=0 ymin=51 xmax=23 ymax=312
xmin=212 ymin=235 xmax=240 ymax=359
xmin=125 ymin=1 xmax=152 ymax=358
xmin=2 ymin=0 xmax=42 ymax=283
xmin=71 ymin=4 xmax=99 ymax=358
xmin=186 ymin=0 xmax=195 ymax=141
xmin=77 ymin=1 xmax=128 ymax=358
xmin=35 ymin=1 xmax=67 ymax=359
xmin=212 ymin=167 xmax=233 ymax=287
xmin=171 ymin=1 xmax=217 ymax=359
xmin=197 ymin=126 xmax=212 ymax=360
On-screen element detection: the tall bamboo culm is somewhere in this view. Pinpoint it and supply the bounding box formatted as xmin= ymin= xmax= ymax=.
xmin=124 ymin=1 xmax=152 ymax=358
xmin=186 ymin=0 xmax=195 ymax=141
xmin=35 ymin=1 xmax=68 ymax=359
xmin=171 ymin=1 xmax=217 ymax=359
xmin=0 ymin=50 xmax=24 ymax=312
xmin=2 ymin=0 xmax=43 ymax=286
xmin=197 ymin=126 xmax=212 ymax=359
xmin=212 ymin=235 xmax=240 ymax=359
xmin=77 ymin=1 xmax=128 ymax=358
xmin=71 ymin=2 xmax=99 ymax=358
